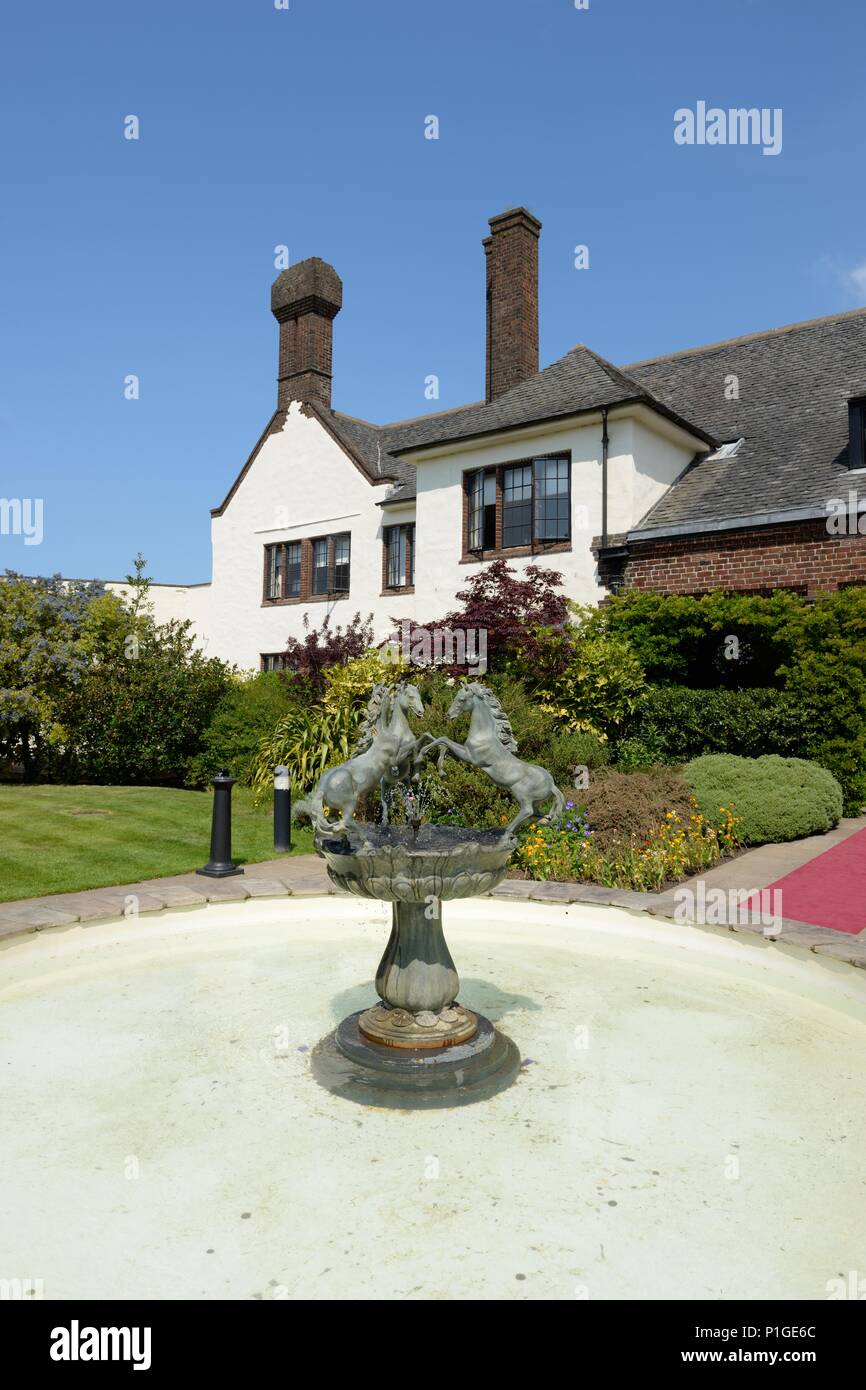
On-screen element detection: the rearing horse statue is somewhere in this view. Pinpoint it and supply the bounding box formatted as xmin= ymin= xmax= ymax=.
xmin=295 ymin=682 xmax=424 ymax=837
xmin=416 ymin=682 xmax=564 ymax=836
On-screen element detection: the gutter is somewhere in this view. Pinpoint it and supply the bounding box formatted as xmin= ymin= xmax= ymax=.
xmin=626 ymin=502 xmax=851 ymax=544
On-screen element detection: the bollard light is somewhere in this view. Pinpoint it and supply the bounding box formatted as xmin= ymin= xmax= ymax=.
xmin=273 ymin=765 xmax=292 ymax=853
xmin=197 ymin=769 xmax=243 ymax=878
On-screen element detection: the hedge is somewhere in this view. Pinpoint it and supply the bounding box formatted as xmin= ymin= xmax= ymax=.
xmin=684 ymin=754 xmax=843 ymax=845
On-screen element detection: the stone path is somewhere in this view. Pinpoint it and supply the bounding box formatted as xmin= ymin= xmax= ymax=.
xmin=2 ymin=817 xmax=864 ymax=968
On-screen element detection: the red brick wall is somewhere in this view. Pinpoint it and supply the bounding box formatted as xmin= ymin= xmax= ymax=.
xmin=484 ymin=209 xmax=541 ymax=401
xmin=621 ymin=518 xmax=866 ymax=597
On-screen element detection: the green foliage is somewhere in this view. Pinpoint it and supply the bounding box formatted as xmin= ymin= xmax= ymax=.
xmin=187 ymin=671 xmax=301 ymax=786
xmin=63 ymin=619 xmax=232 ymax=785
xmin=513 ymin=620 xmax=646 ymax=736
xmin=597 ymin=589 xmax=866 ymax=812
xmin=632 ymin=685 xmax=804 ymax=763
xmin=410 ymin=672 xmax=609 ymax=827
xmin=684 ymin=754 xmax=843 ymax=845
xmin=0 ymin=572 xmax=126 ymax=776
xmin=249 ymin=702 xmax=360 ymax=800
xmin=322 ymin=649 xmax=407 ymax=711
xmin=593 ymin=589 xmax=806 ymax=687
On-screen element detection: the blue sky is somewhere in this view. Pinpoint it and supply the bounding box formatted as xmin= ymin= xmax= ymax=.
xmin=1 ymin=0 xmax=864 ymax=582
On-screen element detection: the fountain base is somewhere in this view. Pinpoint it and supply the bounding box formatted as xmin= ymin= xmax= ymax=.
xmin=358 ymin=1001 xmax=477 ymax=1049
xmin=311 ymin=1011 xmax=522 ymax=1109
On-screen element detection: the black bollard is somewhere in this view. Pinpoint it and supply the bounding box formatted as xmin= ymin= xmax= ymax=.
xmin=197 ymin=769 xmax=243 ymax=877
xmin=273 ymin=765 xmax=292 ymax=853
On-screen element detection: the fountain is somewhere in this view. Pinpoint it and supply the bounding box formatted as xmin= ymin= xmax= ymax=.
xmin=303 ymin=679 xmax=564 ymax=1107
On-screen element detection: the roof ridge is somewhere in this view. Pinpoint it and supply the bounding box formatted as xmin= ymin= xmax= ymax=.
xmin=625 ymin=304 xmax=866 ymax=369
xmin=382 ymin=399 xmax=486 ymax=432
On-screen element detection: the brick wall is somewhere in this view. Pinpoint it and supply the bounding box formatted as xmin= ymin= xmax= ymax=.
xmin=484 ymin=208 xmax=541 ymax=401
xmin=620 ymin=518 xmax=866 ymax=596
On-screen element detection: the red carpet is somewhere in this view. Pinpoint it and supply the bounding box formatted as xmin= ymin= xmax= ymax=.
xmin=749 ymin=827 xmax=866 ymax=935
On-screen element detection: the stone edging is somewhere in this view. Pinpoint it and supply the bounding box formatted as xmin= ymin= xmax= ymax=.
xmin=1 ymin=864 xmax=864 ymax=973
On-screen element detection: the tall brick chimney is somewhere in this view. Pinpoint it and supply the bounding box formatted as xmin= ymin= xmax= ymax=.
xmin=483 ymin=208 xmax=542 ymax=402
xmin=271 ymin=257 xmax=343 ymax=410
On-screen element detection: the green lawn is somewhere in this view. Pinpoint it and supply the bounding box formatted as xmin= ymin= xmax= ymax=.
xmin=0 ymin=784 xmax=315 ymax=903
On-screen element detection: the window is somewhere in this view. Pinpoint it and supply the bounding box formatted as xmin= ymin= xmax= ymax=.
xmin=534 ymin=455 xmax=570 ymax=540
xmin=333 ymin=533 xmax=351 ymax=592
xmin=384 ymin=523 xmax=415 ymax=589
xmin=262 ymin=532 xmax=351 ymax=604
xmin=465 ymin=454 xmax=571 ymax=555
xmin=266 ymin=543 xmax=284 ymax=600
xmin=502 ymin=464 xmax=532 ymax=547
xmin=312 ymin=538 xmax=329 ymax=595
xmin=850 ymin=399 xmax=866 ymax=471
xmin=261 ymin=653 xmax=287 ymax=672
xmin=286 ymin=541 xmax=301 ymax=598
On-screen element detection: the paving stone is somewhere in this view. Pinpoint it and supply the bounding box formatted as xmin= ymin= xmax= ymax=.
xmin=241 ymin=878 xmax=293 ymax=899
xmin=195 ymin=879 xmax=251 ymax=902
xmin=528 ymin=882 xmax=582 ymax=903
xmin=0 ymin=918 xmax=38 ymax=941
xmin=286 ymin=878 xmax=333 ymax=897
xmin=490 ymin=880 xmax=533 ymax=898
xmin=773 ymin=921 xmax=844 ymax=949
xmin=811 ymin=939 xmax=866 ymax=967
xmin=0 ymin=904 xmax=81 ymax=928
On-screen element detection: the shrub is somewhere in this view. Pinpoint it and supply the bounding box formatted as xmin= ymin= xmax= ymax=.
xmin=321 ymin=650 xmax=407 ymax=711
xmin=571 ymin=767 xmax=696 ymax=853
xmin=187 ymin=671 xmax=300 ymax=786
xmin=542 ymin=634 xmax=645 ymax=736
xmin=391 ymin=559 xmax=569 ymax=674
xmin=64 ymin=619 xmax=233 ymax=785
xmin=277 ymin=612 xmax=377 ymax=696
xmin=595 ymin=589 xmax=807 ymax=688
xmin=632 ymin=685 xmax=804 ymax=764
xmin=414 ymin=672 xmax=608 ymax=826
xmin=249 ymin=703 xmax=360 ymax=801
xmin=684 ymin=753 xmax=843 ymax=845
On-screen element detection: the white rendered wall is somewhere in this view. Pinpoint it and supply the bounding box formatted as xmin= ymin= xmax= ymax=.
xmin=208 ymin=404 xmax=418 ymax=670
xmin=408 ymin=408 xmax=699 ymax=622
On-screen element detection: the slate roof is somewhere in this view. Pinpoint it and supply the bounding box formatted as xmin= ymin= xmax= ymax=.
xmin=216 ymin=308 xmax=866 ymax=533
xmin=384 ymin=344 xmax=715 ymax=457
xmin=626 ymin=307 xmax=866 ymax=534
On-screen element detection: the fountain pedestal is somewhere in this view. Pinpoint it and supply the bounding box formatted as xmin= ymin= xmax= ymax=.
xmin=312 ymin=825 xmax=522 ymax=1108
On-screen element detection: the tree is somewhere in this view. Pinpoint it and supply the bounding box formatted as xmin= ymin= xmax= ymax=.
xmin=0 ymin=572 xmax=125 ymax=777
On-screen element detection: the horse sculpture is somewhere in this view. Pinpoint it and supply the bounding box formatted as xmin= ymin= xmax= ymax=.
xmin=416 ymin=682 xmax=564 ymax=836
xmin=295 ymin=682 xmax=424 ymax=837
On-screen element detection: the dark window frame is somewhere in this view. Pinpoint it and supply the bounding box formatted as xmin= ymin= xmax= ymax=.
xmin=463 ymin=451 xmax=572 ymax=559
xmin=262 ymin=531 xmax=351 ymax=606
xmin=383 ymin=522 xmax=415 ymax=592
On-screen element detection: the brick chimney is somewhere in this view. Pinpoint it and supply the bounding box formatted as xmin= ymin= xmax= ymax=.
xmin=271 ymin=257 xmax=343 ymax=410
xmin=483 ymin=208 xmax=542 ymax=402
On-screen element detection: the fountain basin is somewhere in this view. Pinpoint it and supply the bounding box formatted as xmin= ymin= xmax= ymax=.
xmin=316 ymin=824 xmax=514 ymax=902
xmin=1 ymin=896 xmax=864 ymax=1300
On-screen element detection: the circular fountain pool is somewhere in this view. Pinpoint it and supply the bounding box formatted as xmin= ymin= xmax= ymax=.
xmin=1 ymin=896 xmax=864 ymax=1301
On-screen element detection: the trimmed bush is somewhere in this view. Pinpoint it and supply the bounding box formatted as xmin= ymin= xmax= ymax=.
xmin=633 ymin=685 xmax=804 ymax=764
xmin=572 ymin=767 xmax=696 ymax=853
xmin=684 ymin=754 xmax=843 ymax=845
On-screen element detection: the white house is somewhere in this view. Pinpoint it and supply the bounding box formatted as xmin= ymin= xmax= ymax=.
xmin=151 ymin=208 xmax=866 ymax=669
